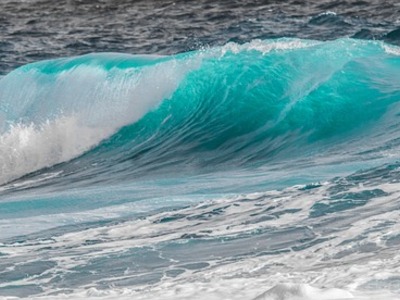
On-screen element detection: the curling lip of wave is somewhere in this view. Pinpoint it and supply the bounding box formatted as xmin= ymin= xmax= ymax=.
xmin=1 ymin=38 xmax=400 ymax=185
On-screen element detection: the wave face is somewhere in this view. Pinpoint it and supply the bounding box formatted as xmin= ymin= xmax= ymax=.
xmin=1 ymin=38 xmax=400 ymax=186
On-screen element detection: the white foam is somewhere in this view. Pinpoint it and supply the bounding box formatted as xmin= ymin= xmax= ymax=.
xmin=254 ymin=284 xmax=353 ymax=300
xmin=0 ymin=281 xmax=396 ymax=300
xmin=383 ymin=44 xmax=400 ymax=56
xmin=317 ymin=11 xmax=337 ymax=17
xmin=0 ymin=116 xmax=111 ymax=185
xmin=0 ymin=56 xmax=199 ymax=184
xmin=220 ymin=39 xmax=318 ymax=56
xmin=1 ymin=180 xmax=400 ymax=299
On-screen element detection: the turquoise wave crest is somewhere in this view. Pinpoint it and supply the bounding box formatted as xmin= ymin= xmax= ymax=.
xmin=1 ymin=38 xmax=400 ymax=184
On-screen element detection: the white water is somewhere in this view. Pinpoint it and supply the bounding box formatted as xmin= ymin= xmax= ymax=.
xmin=1 ymin=179 xmax=400 ymax=299
xmin=0 ymin=268 xmax=397 ymax=300
xmin=0 ymin=56 xmax=198 ymax=184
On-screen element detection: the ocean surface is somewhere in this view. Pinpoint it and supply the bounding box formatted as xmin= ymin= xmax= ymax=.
xmin=1 ymin=0 xmax=400 ymax=299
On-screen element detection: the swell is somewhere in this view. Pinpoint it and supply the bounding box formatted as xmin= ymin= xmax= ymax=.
xmin=1 ymin=38 xmax=400 ymax=186
xmin=84 ymin=38 xmax=400 ymax=179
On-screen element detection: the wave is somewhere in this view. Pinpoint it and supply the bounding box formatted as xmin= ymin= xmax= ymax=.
xmin=1 ymin=38 xmax=400 ymax=185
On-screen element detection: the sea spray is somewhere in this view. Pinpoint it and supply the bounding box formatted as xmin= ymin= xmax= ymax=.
xmin=0 ymin=53 xmax=198 ymax=184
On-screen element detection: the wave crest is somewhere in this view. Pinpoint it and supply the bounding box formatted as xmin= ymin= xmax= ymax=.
xmin=1 ymin=39 xmax=400 ymax=185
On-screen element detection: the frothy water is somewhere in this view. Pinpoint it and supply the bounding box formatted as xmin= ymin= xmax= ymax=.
xmin=0 ymin=53 xmax=197 ymax=184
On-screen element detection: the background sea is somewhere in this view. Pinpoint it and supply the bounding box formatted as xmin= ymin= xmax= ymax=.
xmin=1 ymin=0 xmax=400 ymax=299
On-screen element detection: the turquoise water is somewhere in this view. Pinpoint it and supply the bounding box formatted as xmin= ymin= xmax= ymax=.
xmin=2 ymin=39 xmax=400 ymax=184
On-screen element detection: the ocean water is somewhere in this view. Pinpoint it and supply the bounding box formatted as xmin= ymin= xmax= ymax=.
xmin=1 ymin=1 xmax=400 ymax=299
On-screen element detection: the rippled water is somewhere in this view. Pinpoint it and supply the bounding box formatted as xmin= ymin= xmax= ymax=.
xmin=1 ymin=0 xmax=400 ymax=74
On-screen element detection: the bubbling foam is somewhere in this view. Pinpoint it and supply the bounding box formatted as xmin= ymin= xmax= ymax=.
xmin=0 ymin=116 xmax=111 ymax=185
xmin=0 ymin=54 xmax=199 ymax=185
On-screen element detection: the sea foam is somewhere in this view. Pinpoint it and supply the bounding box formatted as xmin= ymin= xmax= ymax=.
xmin=0 ymin=54 xmax=196 ymax=184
